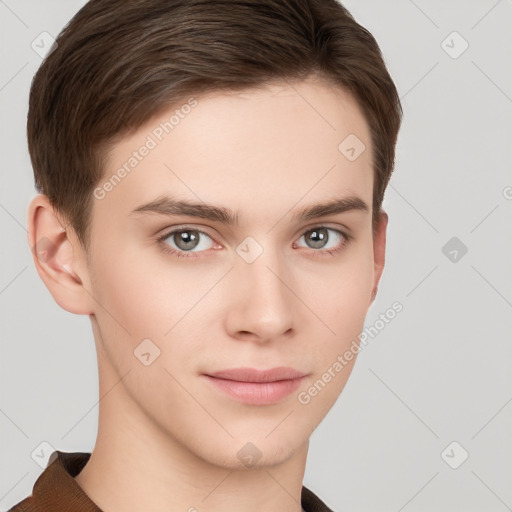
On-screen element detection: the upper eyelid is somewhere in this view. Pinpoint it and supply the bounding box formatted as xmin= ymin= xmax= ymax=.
xmin=157 ymin=225 xmax=216 ymax=242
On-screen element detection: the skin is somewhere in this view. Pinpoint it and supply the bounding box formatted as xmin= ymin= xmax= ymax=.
xmin=28 ymin=76 xmax=387 ymax=512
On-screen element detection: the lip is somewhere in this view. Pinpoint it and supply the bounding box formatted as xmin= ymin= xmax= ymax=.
xmin=203 ymin=367 xmax=307 ymax=405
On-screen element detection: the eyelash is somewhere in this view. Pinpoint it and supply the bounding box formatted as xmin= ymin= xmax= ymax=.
xmin=156 ymin=225 xmax=352 ymax=259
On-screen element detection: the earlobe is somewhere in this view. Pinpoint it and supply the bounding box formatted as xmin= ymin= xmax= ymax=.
xmin=370 ymin=210 xmax=388 ymax=304
xmin=27 ymin=194 xmax=93 ymax=315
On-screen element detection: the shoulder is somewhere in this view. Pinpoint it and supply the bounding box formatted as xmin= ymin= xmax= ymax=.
xmin=6 ymin=451 xmax=96 ymax=512
xmin=8 ymin=497 xmax=33 ymax=512
xmin=302 ymin=485 xmax=336 ymax=512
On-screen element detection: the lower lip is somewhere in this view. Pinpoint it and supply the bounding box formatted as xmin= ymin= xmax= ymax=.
xmin=203 ymin=375 xmax=306 ymax=405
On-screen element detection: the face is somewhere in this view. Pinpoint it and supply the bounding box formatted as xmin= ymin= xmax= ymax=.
xmin=81 ymin=77 xmax=384 ymax=469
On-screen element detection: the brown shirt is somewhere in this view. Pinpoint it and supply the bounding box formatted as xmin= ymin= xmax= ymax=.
xmin=8 ymin=451 xmax=335 ymax=512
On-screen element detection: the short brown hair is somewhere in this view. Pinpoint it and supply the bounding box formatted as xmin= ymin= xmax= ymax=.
xmin=28 ymin=0 xmax=402 ymax=250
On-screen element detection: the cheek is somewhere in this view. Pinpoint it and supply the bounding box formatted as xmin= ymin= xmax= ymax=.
xmin=86 ymin=249 xmax=172 ymax=366
xmin=297 ymin=244 xmax=374 ymax=399
xmin=294 ymin=254 xmax=374 ymax=417
xmin=88 ymin=248 xmax=218 ymax=364
xmin=91 ymin=244 xmax=183 ymax=327
xmin=305 ymin=242 xmax=374 ymax=330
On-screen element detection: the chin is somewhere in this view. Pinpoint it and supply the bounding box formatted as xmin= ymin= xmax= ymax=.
xmin=192 ymin=431 xmax=307 ymax=471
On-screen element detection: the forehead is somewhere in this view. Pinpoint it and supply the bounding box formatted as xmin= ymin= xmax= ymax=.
xmin=94 ymin=78 xmax=373 ymax=226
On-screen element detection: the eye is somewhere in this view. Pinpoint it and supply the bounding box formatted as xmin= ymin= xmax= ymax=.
xmin=157 ymin=228 xmax=217 ymax=258
xmin=157 ymin=225 xmax=351 ymax=260
xmin=294 ymin=226 xmax=349 ymax=255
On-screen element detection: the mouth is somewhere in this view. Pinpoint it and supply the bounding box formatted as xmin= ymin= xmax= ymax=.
xmin=202 ymin=367 xmax=308 ymax=405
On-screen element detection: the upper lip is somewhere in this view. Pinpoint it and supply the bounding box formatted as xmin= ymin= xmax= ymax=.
xmin=206 ymin=367 xmax=307 ymax=383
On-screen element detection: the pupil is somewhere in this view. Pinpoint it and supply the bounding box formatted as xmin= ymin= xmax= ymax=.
xmin=175 ymin=230 xmax=199 ymax=250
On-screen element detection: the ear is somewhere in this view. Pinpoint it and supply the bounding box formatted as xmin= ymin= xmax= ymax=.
xmin=370 ymin=209 xmax=388 ymax=304
xmin=27 ymin=194 xmax=94 ymax=315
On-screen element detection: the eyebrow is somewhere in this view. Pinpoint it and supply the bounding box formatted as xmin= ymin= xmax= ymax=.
xmin=130 ymin=195 xmax=368 ymax=225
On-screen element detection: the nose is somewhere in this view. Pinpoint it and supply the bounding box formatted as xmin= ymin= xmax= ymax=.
xmin=224 ymin=243 xmax=295 ymax=344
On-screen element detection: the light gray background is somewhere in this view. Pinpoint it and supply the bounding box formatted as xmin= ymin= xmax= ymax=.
xmin=1 ymin=1 xmax=511 ymax=511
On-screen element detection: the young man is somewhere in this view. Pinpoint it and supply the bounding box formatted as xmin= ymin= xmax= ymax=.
xmin=11 ymin=0 xmax=401 ymax=510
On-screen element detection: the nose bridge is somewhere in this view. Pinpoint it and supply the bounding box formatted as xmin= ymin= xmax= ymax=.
xmin=238 ymin=237 xmax=290 ymax=306
xmin=228 ymin=236 xmax=295 ymax=339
